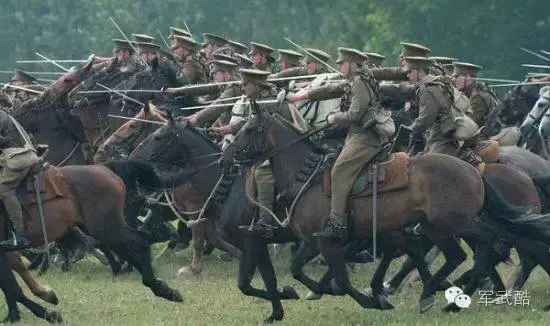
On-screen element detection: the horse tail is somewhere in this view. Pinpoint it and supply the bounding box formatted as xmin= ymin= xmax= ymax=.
xmin=480 ymin=174 xmax=550 ymax=244
xmin=104 ymin=160 xmax=166 ymax=192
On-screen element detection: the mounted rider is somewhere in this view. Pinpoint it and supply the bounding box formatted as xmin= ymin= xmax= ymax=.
xmin=227 ymin=40 xmax=249 ymax=56
xmin=201 ymin=33 xmax=231 ymax=61
xmin=276 ymin=49 xmax=303 ymax=72
xmin=285 ymin=48 xmax=384 ymax=241
xmin=451 ymin=62 xmax=499 ymax=127
xmin=0 ymin=108 xmax=40 ymax=248
xmin=2 ymin=70 xmax=44 ymax=108
xmin=269 ymin=48 xmax=331 ymax=80
xmin=249 ymin=42 xmax=276 ymax=73
xmin=167 ymin=27 xmax=191 ymax=47
xmin=171 ymin=35 xmax=209 ymax=85
xmin=363 ymin=52 xmax=386 ymax=69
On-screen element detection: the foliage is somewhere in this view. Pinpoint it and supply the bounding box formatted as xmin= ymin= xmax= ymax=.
xmin=0 ymin=0 xmax=549 ymax=80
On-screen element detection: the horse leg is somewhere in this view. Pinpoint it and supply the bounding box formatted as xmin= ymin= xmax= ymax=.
xmin=1 ymin=284 xmax=21 ymax=323
xmin=252 ymin=239 xmax=299 ymax=323
xmin=317 ymin=237 xmax=377 ymax=309
xmin=290 ymin=242 xmax=325 ymax=297
xmin=419 ymin=227 xmax=467 ymax=313
xmin=204 ymin=219 xmax=242 ymax=259
xmin=178 ymin=222 xmax=206 ymax=276
xmin=97 ymin=244 xmax=126 ymax=275
xmin=6 ymin=252 xmax=58 ymax=305
xmin=112 ymin=227 xmax=182 ymax=302
xmin=507 ymin=247 xmax=538 ymax=290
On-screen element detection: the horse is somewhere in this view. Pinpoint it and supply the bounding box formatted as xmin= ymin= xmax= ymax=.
xmin=484 ymin=83 xmax=543 ymax=154
xmin=520 ymin=86 xmax=550 ymax=158
xmin=223 ymin=111 xmax=543 ymax=316
xmin=0 ymin=159 xmax=186 ymax=303
xmin=131 ymin=116 xmax=305 ymax=322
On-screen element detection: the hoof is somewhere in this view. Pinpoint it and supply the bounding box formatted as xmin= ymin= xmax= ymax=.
xmin=437 ymin=279 xmax=454 ymax=292
xmin=419 ymin=296 xmax=435 ymax=313
xmin=2 ymin=310 xmax=21 ymax=323
xmin=383 ymin=282 xmax=397 ymax=296
xmin=217 ymin=251 xmax=233 ymax=262
xmin=263 ymin=313 xmax=283 ymax=324
xmin=305 ymin=291 xmax=323 ymax=300
xmin=45 ymin=311 xmax=63 ymax=324
xmin=442 ymin=302 xmax=461 ymax=313
xmin=330 ymin=279 xmax=345 ymax=296
xmin=40 ymin=290 xmax=59 ymax=305
xmin=169 ymin=289 xmax=184 ymax=302
xmin=177 ymin=266 xmax=200 ymax=277
xmin=374 ymin=294 xmax=394 ymax=310
xmin=281 ymin=286 xmax=299 ymax=300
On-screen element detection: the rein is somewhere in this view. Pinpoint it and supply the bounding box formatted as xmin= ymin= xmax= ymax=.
xmin=234 ymin=123 xmax=332 ymax=165
xmin=55 ymin=141 xmax=81 ymax=167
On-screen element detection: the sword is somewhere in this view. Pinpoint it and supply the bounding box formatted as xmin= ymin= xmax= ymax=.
xmin=0 ymin=71 xmax=64 ymax=75
xmin=179 ymin=99 xmax=279 ymax=111
xmin=17 ymin=59 xmax=88 ymax=64
xmin=542 ymin=50 xmax=550 ymax=57
xmin=33 ymin=172 xmax=51 ymax=265
xmin=96 ymin=83 xmax=145 ymax=107
xmin=108 ymin=16 xmax=149 ymax=68
xmin=35 ymin=53 xmax=69 ymax=72
xmin=284 ymin=37 xmax=345 ymax=77
xmin=518 ymin=47 xmax=550 ymax=62
xmin=0 ymin=83 xmax=44 ymax=94
xmin=474 ymin=77 xmax=521 ymax=83
xmin=490 ymin=81 xmax=550 ymax=87
xmin=107 ymin=114 xmax=166 ymax=125
xmin=371 ymin=165 xmax=378 ymax=261
xmin=156 ymin=29 xmax=170 ymax=48
xmin=521 ymin=64 xmax=550 ymax=69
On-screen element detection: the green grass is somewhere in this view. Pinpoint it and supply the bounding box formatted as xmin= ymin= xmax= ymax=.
xmin=2 ymin=244 xmax=550 ymax=325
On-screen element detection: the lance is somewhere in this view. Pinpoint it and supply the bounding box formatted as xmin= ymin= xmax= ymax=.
xmin=526 ymin=73 xmax=549 ymax=77
xmin=489 ymin=81 xmax=550 ymax=87
xmin=108 ymin=114 xmax=166 ymax=125
xmin=0 ymin=71 xmax=64 ymax=75
xmin=96 ymin=83 xmax=145 ymax=107
xmin=0 ymin=83 xmax=44 ymax=94
xmin=542 ymin=50 xmax=550 ymax=57
xmin=156 ymin=29 xmax=170 ymax=48
xmin=284 ymin=37 xmax=345 ymax=77
xmin=35 ymin=53 xmax=69 ymax=72
xmin=518 ymin=47 xmax=550 ymax=62
xmin=204 ymin=95 xmax=245 ymax=103
xmin=108 ymin=16 xmax=149 ymax=68
xmin=17 ymin=59 xmax=88 ymax=64
xmin=522 ymin=64 xmax=550 ymax=69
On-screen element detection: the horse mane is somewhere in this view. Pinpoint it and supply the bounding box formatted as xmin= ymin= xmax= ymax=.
xmin=175 ymin=117 xmax=220 ymax=153
xmin=270 ymin=113 xmax=322 ymax=152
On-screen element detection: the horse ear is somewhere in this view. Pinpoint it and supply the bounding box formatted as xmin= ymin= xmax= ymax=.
xmin=165 ymin=109 xmax=174 ymax=125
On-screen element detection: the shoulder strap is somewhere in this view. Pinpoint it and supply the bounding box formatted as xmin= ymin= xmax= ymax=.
xmin=2 ymin=109 xmax=35 ymax=149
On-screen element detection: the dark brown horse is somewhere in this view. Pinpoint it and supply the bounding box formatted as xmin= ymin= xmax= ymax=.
xmin=0 ymin=160 xmax=185 ymax=303
xmin=224 ymin=112 xmax=537 ymax=315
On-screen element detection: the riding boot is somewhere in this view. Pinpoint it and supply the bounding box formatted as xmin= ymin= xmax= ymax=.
xmin=249 ymin=179 xmax=277 ymax=237
xmin=313 ymin=217 xmax=347 ymax=242
xmin=0 ymin=190 xmax=30 ymax=249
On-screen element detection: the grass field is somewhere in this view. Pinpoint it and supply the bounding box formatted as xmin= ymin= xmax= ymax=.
xmin=2 ymin=243 xmax=550 ymax=325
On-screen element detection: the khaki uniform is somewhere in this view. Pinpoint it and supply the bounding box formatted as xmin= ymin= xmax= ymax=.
xmin=179 ymin=55 xmax=209 ymax=85
xmin=411 ymin=75 xmax=459 ymax=155
xmin=463 ymin=82 xmax=498 ymax=127
xmin=195 ymin=83 xmax=242 ymax=126
xmin=236 ymin=86 xmax=293 ymax=222
xmin=308 ymin=70 xmax=382 ymax=224
xmin=0 ymin=109 xmax=29 ymax=231
xmin=254 ymin=62 xmax=273 ymax=73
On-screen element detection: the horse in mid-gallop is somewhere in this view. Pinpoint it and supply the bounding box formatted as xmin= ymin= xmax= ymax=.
xmin=520 ymin=86 xmax=550 ymax=158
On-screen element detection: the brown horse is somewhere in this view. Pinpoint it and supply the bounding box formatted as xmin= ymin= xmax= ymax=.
xmin=0 ymin=160 xmax=185 ymax=303
xmin=225 ymin=112 xmax=533 ymax=314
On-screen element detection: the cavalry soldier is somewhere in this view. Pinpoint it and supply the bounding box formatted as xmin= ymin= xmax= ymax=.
xmin=429 ymin=56 xmax=457 ymax=76
xmin=364 ymin=52 xmax=386 ymax=68
xmin=285 ymin=48 xmax=384 ymax=241
xmin=370 ymin=42 xmax=432 ymax=80
xmin=167 ymin=26 xmax=191 ymax=46
xmin=249 ymin=42 xmax=276 ymax=73
xmin=273 ymin=48 xmax=331 ymax=78
xmin=171 ymin=35 xmax=209 ymax=85
xmin=0 ymin=108 xmax=37 ymax=248
xmin=201 ymin=33 xmax=230 ymax=60
xmin=2 ymin=70 xmax=43 ymax=107
xmin=183 ymin=60 xmax=241 ymax=128
xmin=218 ymin=69 xmax=293 ymax=234
xmin=235 ymin=53 xmax=254 ymax=69
xmin=277 ymin=49 xmax=303 ymax=72
xmin=452 ymin=62 xmax=498 ymax=127
xmin=227 ymin=40 xmax=249 ymax=56
xmin=92 ymin=39 xmax=139 ymax=73
xmin=136 ymin=41 xmax=161 ymax=66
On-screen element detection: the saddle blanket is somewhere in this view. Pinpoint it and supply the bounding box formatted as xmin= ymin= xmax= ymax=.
xmin=323 ymin=152 xmax=410 ymax=197
xmin=22 ymin=165 xmax=70 ymax=206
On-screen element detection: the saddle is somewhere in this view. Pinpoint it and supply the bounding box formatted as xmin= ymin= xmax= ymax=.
xmin=473 ymin=140 xmax=500 ymax=164
xmin=16 ymin=164 xmax=71 ymax=208
xmin=323 ymin=150 xmax=410 ymax=198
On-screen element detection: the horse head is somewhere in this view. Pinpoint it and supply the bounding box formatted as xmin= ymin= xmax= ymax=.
xmin=520 ymin=86 xmax=550 ymax=139
xmin=51 ymin=56 xmax=94 ymax=97
xmin=496 ymin=84 xmax=541 ymax=126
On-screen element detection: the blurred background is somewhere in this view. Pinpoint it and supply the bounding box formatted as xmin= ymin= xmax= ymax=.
xmin=1 ymin=0 xmax=549 ymax=80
